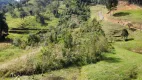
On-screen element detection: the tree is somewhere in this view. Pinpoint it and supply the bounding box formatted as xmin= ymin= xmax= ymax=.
xmin=106 ymin=0 xmax=118 ymax=14
xmin=0 ymin=13 xmax=9 ymax=41
xmin=29 ymin=10 xmax=33 ymax=15
xmin=121 ymin=29 xmax=129 ymax=41
xmin=64 ymin=33 xmax=73 ymax=49
xmin=20 ymin=11 xmax=27 ymax=19
xmin=36 ymin=13 xmax=45 ymax=25
xmin=128 ymin=0 xmax=142 ymax=5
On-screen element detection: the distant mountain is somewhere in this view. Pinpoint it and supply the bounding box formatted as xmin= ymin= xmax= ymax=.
xmin=0 ymin=0 xmax=15 ymax=5
xmin=0 ymin=0 xmax=15 ymax=9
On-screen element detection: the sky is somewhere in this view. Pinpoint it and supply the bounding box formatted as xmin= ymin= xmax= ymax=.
xmin=15 ymin=0 xmax=20 ymax=1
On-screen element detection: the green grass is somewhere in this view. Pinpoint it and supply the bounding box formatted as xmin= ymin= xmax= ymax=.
xmin=6 ymin=13 xmax=59 ymax=29
xmin=101 ymin=21 xmax=124 ymax=35
xmin=0 ymin=45 xmax=35 ymax=63
xmin=80 ymin=46 xmax=142 ymax=80
xmin=78 ymin=6 xmax=142 ymax=80
xmin=0 ymin=46 xmax=23 ymax=62
xmin=112 ymin=9 xmax=142 ymax=23
xmin=115 ymin=31 xmax=142 ymax=53
xmin=79 ymin=6 xmax=142 ymax=80
xmin=4 ymin=67 xmax=80 ymax=80
xmin=90 ymin=5 xmax=107 ymax=19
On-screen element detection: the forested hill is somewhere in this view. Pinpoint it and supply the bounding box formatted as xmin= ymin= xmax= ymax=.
xmin=0 ymin=0 xmax=15 ymax=8
xmin=0 ymin=0 xmax=15 ymax=4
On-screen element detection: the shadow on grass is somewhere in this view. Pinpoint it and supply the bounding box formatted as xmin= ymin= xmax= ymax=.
xmin=0 ymin=38 xmax=12 ymax=42
xmin=125 ymin=38 xmax=134 ymax=41
xmin=102 ymin=56 xmax=121 ymax=63
xmin=114 ymin=38 xmax=134 ymax=42
xmin=113 ymin=12 xmax=130 ymax=17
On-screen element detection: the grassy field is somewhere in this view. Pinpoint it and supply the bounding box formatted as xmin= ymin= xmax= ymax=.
xmin=80 ymin=46 xmax=142 ymax=80
xmin=79 ymin=5 xmax=142 ymax=80
xmin=90 ymin=5 xmax=107 ymax=20
xmin=0 ymin=10 xmax=59 ymax=63
xmin=4 ymin=67 xmax=80 ymax=80
xmin=79 ymin=31 xmax=142 ymax=79
xmin=6 ymin=15 xmax=59 ymax=29
xmin=112 ymin=9 xmax=142 ymax=23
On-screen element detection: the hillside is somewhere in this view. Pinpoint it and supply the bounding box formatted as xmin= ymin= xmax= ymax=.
xmin=1 ymin=0 xmax=142 ymax=80
xmin=0 ymin=0 xmax=15 ymax=5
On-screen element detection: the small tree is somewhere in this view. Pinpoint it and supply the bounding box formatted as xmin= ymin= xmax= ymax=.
xmin=106 ymin=0 xmax=118 ymax=14
xmin=36 ymin=13 xmax=45 ymax=25
xmin=121 ymin=29 xmax=129 ymax=41
xmin=64 ymin=33 xmax=73 ymax=49
xmin=20 ymin=11 xmax=28 ymax=19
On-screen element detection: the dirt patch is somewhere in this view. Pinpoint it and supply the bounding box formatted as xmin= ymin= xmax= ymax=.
xmin=103 ymin=0 xmax=142 ymax=30
xmin=117 ymin=0 xmax=141 ymax=11
xmin=0 ymin=42 xmax=11 ymax=50
xmin=131 ymin=48 xmax=142 ymax=54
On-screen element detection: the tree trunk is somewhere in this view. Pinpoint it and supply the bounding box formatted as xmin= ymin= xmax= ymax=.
xmin=0 ymin=29 xmax=2 ymax=39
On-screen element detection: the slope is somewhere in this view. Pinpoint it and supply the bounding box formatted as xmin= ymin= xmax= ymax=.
xmin=80 ymin=46 xmax=142 ymax=80
xmin=80 ymin=4 xmax=142 ymax=80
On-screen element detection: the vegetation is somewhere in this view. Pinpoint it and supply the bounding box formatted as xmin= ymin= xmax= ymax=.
xmin=128 ymin=0 xmax=142 ymax=5
xmin=0 ymin=13 xmax=9 ymax=41
xmin=1 ymin=0 xmax=142 ymax=80
xmin=0 ymin=0 xmax=112 ymax=77
xmin=121 ymin=29 xmax=129 ymax=41
xmin=106 ymin=0 xmax=118 ymax=14
xmin=112 ymin=10 xmax=142 ymax=23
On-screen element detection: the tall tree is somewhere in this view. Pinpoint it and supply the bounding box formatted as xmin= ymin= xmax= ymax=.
xmin=0 ymin=13 xmax=9 ymax=40
xmin=106 ymin=0 xmax=118 ymax=14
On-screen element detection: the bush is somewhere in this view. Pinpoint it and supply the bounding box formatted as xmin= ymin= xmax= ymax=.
xmin=31 ymin=19 xmax=111 ymax=73
xmin=12 ymin=38 xmax=27 ymax=49
xmin=64 ymin=33 xmax=73 ymax=49
xmin=27 ymin=34 xmax=40 ymax=46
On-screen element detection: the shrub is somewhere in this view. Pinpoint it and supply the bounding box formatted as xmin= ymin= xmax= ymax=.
xmin=64 ymin=33 xmax=73 ymax=49
xmin=12 ymin=38 xmax=27 ymax=49
xmin=13 ymin=38 xmax=22 ymax=47
xmin=121 ymin=29 xmax=129 ymax=41
xmin=27 ymin=34 xmax=40 ymax=46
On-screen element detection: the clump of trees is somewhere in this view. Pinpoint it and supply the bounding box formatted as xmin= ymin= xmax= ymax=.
xmin=23 ymin=0 xmax=112 ymax=75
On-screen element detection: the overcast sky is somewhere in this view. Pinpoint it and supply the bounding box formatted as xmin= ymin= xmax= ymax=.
xmin=15 ymin=0 xmax=20 ymax=1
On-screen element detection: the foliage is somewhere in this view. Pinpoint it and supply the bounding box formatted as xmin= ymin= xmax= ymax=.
xmin=106 ymin=0 xmax=118 ymax=13
xmin=13 ymin=37 xmax=27 ymax=49
xmin=31 ymin=17 xmax=111 ymax=74
xmin=0 ymin=0 xmax=112 ymax=77
xmin=121 ymin=29 xmax=129 ymax=41
xmin=27 ymin=34 xmax=40 ymax=46
xmin=128 ymin=0 xmax=142 ymax=5
xmin=0 ymin=12 xmax=9 ymax=41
